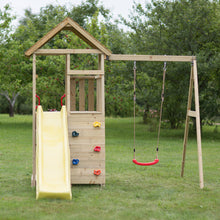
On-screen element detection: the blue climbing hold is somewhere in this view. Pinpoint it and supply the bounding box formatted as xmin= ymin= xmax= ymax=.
xmin=72 ymin=131 xmax=79 ymax=137
xmin=72 ymin=159 xmax=79 ymax=165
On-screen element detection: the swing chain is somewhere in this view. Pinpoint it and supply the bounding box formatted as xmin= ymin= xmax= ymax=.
xmin=133 ymin=60 xmax=136 ymax=70
xmin=133 ymin=61 xmax=136 ymax=102
xmin=163 ymin=61 xmax=167 ymax=71
xmin=161 ymin=62 xmax=166 ymax=102
xmin=156 ymin=61 xmax=167 ymax=159
xmin=133 ymin=60 xmax=136 ymax=159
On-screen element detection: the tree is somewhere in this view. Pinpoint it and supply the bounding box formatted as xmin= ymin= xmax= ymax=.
xmin=122 ymin=0 xmax=220 ymax=128
xmin=0 ymin=4 xmax=21 ymax=117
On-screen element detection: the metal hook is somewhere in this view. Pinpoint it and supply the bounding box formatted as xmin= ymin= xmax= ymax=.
xmin=133 ymin=60 xmax=136 ymax=70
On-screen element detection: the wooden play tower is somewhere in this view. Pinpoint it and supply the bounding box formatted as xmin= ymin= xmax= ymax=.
xmin=25 ymin=17 xmax=204 ymax=190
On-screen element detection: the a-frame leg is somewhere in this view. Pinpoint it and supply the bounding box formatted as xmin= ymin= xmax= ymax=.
xmin=181 ymin=59 xmax=204 ymax=189
xmin=193 ymin=59 xmax=204 ymax=189
xmin=181 ymin=64 xmax=194 ymax=178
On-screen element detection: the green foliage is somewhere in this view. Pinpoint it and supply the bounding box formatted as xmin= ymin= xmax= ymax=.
xmin=0 ymin=4 xmax=15 ymax=43
xmin=123 ymin=0 xmax=220 ymax=128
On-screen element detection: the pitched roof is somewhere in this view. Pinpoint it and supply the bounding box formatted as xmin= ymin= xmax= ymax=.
xmin=25 ymin=17 xmax=112 ymax=57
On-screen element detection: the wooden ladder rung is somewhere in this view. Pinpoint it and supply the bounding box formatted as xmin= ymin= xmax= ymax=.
xmin=187 ymin=110 xmax=197 ymax=118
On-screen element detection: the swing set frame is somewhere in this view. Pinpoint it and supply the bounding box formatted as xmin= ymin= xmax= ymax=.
xmin=107 ymin=54 xmax=204 ymax=189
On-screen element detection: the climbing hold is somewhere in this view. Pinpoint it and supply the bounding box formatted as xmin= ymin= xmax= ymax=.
xmin=93 ymin=121 xmax=101 ymax=127
xmin=94 ymin=146 xmax=101 ymax=152
xmin=72 ymin=131 xmax=79 ymax=137
xmin=94 ymin=170 xmax=101 ymax=176
xmin=72 ymin=159 xmax=79 ymax=165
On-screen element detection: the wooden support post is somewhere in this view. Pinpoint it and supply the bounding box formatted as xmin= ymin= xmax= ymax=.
xmin=96 ymin=78 xmax=101 ymax=112
xmin=31 ymin=54 xmax=36 ymax=187
xmin=181 ymin=64 xmax=194 ymax=178
xmin=66 ymin=54 xmax=70 ymax=113
xmin=193 ymin=59 xmax=204 ymax=189
xmin=97 ymin=54 xmax=105 ymax=114
xmin=181 ymin=59 xmax=204 ymax=189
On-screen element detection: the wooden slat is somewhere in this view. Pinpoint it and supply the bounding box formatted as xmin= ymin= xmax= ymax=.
xmin=35 ymin=49 xmax=102 ymax=55
xmin=71 ymin=168 xmax=105 ymax=176
xmin=68 ymin=128 xmax=105 ymax=137
xmin=79 ymin=79 xmax=85 ymax=111
xmin=71 ymin=176 xmax=105 ymax=185
xmin=68 ymin=113 xmax=104 ymax=122
xmin=108 ymin=54 xmax=195 ymax=62
xmin=68 ymin=70 xmax=104 ymax=75
xmin=69 ymin=111 xmax=102 ymax=114
xmin=71 ymin=76 xmax=101 ymax=79
xmin=70 ymin=152 xmax=105 ymax=161
xmin=70 ymin=160 xmax=105 ymax=168
xmin=69 ymin=136 xmax=105 ymax=145
xmin=66 ymin=76 xmax=71 ymax=112
xmin=70 ymin=78 xmax=76 ymax=111
xmin=88 ymin=79 xmax=95 ymax=111
xmin=70 ymin=144 xmax=105 ymax=153
xmin=187 ymin=110 xmax=197 ymax=117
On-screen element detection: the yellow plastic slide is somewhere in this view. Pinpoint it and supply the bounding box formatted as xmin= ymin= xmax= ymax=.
xmin=36 ymin=106 xmax=72 ymax=200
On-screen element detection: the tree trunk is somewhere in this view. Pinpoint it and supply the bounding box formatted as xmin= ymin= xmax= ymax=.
xmin=9 ymin=103 xmax=14 ymax=117
xmin=0 ymin=91 xmax=19 ymax=117
xmin=143 ymin=109 xmax=148 ymax=124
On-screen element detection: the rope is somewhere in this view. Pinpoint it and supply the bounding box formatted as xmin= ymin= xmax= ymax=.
xmin=156 ymin=62 xmax=167 ymax=159
xmin=133 ymin=61 xmax=136 ymax=160
xmin=133 ymin=61 xmax=166 ymax=160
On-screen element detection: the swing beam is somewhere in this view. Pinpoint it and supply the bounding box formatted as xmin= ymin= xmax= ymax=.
xmin=108 ymin=54 xmax=195 ymax=62
xmin=108 ymin=54 xmax=204 ymax=189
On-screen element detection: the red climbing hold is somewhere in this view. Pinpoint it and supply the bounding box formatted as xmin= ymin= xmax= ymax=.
xmin=94 ymin=170 xmax=101 ymax=176
xmin=94 ymin=146 xmax=101 ymax=152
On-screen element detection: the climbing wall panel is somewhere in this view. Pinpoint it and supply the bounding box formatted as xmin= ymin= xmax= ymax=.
xmin=68 ymin=113 xmax=105 ymax=185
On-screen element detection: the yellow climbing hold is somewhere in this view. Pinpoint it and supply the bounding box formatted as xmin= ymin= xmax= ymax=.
xmin=93 ymin=121 xmax=101 ymax=127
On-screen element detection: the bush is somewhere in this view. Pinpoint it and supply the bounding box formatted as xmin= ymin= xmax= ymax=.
xmin=18 ymin=103 xmax=32 ymax=115
xmin=0 ymin=95 xmax=9 ymax=113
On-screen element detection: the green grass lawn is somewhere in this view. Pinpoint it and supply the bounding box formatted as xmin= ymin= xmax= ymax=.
xmin=0 ymin=114 xmax=219 ymax=220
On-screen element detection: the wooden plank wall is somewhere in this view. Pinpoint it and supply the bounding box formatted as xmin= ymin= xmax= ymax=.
xmin=69 ymin=77 xmax=96 ymax=112
xmin=68 ymin=113 xmax=105 ymax=185
xmin=67 ymin=53 xmax=105 ymax=185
